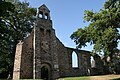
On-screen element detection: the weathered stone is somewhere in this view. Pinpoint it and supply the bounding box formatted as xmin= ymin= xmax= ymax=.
xmin=13 ymin=4 xmax=91 ymax=80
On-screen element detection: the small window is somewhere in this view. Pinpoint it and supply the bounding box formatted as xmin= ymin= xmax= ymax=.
xmin=40 ymin=28 xmax=44 ymax=36
xmin=45 ymin=13 xmax=48 ymax=19
xmin=47 ymin=29 xmax=51 ymax=36
xmin=91 ymin=56 xmax=95 ymax=68
xmin=39 ymin=13 xmax=42 ymax=18
xmin=72 ymin=51 xmax=78 ymax=68
xmin=39 ymin=11 xmax=43 ymax=18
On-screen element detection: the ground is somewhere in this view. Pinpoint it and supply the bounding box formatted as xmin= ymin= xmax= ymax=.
xmin=59 ymin=74 xmax=120 ymax=80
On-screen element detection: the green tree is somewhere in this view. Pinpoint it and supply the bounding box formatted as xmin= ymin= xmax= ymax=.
xmin=0 ymin=0 xmax=15 ymax=78
xmin=71 ymin=0 xmax=120 ymax=73
xmin=0 ymin=0 xmax=36 ymax=78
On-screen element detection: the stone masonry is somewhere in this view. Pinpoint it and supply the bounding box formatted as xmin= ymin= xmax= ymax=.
xmin=13 ymin=4 xmax=91 ymax=80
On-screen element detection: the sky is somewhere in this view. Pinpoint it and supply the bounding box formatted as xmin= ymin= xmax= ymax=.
xmin=19 ymin=0 xmax=120 ymax=67
xmin=19 ymin=0 xmax=120 ymax=52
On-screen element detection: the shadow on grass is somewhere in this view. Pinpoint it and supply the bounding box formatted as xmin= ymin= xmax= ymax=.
xmin=111 ymin=78 xmax=120 ymax=80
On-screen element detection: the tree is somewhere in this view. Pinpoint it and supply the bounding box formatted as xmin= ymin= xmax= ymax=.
xmin=0 ymin=0 xmax=15 ymax=78
xmin=71 ymin=0 xmax=120 ymax=73
xmin=0 ymin=0 xmax=36 ymax=78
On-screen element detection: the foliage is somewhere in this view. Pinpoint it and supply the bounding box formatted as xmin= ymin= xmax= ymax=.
xmin=71 ymin=0 xmax=120 ymax=74
xmin=71 ymin=0 xmax=120 ymax=61
xmin=0 ymin=0 xmax=36 ymax=78
xmin=5 ymin=0 xmax=19 ymax=3
xmin=0 ymin=1 xmax=15 ymax=78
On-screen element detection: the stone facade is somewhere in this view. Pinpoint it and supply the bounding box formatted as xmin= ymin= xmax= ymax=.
xmin=13 ymin=4 xmax=91 ymax=80
xmin=90 ymin=54 xmax=104 ymax=75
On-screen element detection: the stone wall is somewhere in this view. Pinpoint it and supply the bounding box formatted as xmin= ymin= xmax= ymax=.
xmin=90 ymin=54 xmax=104 ymax=75
xmin=56 ymin=38 xmax=91 ymax=77
xmin=56 ymin=38 xmax=68 ymax=77
xmin=20 ymin=30 xmax=34 ymax=79
xmin=13 ymin=41 xmax=23 ymax=80
xmin=64 ymin=48 xmax=91 ymax=77
xmin=13 ymin=4 xmax=91 ymax=80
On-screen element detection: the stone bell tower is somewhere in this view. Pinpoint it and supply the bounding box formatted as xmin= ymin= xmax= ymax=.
xmin=13 ymin=4 xmax=60 ymax=80
xmin=13 ymin=4 xmax=91 ymax=80
xmin=34 ymin=4 xmax=60 ymax=80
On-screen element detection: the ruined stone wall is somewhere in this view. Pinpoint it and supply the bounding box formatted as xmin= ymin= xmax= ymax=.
xmin=90 ymin=54 xmax=104 ymax=75
xmin=20 ymin=30 xmax=34 ymax=79
xmin=113 ymin=52 xmax=120 ymax=74
xmin=13 ymin=41 xmax=23 ymax=80
xmin=56 ymin=38 xmax=68 ymax=77
xmin=64 ymin=48 xmax=91 ymax=77
xmin=13 ymin=4 xmax=92 ymax=80
xmin=56 ymin=38 xmax=91 ymax=77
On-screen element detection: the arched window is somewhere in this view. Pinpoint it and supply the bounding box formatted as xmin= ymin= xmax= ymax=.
xmin=39 ymin=14 xmax=42 ymax=18
xmin=72 ymin=51 xmax=78 ymax=68
xmin=45 ymin=13 xmax=48 ymax=19
xmin=91 ymin=56 xmax=95 ymax=67
xmin=39 ymin=11 xmax=43 ymax=18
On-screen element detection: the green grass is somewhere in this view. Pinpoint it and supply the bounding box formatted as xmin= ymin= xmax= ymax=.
xmin=59 ymin=76 xmax=120 ymax=80
xmin=59 ymin=76 xmax=90 ymax=80
xmin=1 ymin=75 xmax=119 ymax=80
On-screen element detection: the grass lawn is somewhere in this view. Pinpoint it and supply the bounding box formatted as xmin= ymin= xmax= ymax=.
xmin=59 ymin=76 xmax=90 ymax=80
xmin=1 ymin=75 xmax=119 ymax=80
xmin=59 ymin=74 xmax=120 ymax=80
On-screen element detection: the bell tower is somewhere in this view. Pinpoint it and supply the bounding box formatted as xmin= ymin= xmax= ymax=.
xmin=34 ymin=4 xmax=59 ymax=80
xmin=13 ymin=4 xmax=91 ymax=80
xmin=37 ymin=4 xmax=50 ymax=20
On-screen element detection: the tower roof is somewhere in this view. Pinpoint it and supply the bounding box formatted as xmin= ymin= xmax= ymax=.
xmin=38 ymin=4 xmax=50 ymax=12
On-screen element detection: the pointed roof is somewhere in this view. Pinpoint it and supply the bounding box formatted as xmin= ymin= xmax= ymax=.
xmin=38 ymin=4 xmax=50 ymax=12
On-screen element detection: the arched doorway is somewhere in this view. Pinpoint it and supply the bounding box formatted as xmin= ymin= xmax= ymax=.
xmin=41 ymin=66 xmax=48 ymax=80
xmin=41 ymin=64 xmax=51 ymax=80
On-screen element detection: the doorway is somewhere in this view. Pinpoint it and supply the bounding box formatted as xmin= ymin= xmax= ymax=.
xmin=41 ymin=64 xmax=50 ymax=80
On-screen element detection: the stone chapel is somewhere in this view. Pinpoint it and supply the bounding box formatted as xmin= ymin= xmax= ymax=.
xmin=13 ymin=4 xmax=91 ymax=80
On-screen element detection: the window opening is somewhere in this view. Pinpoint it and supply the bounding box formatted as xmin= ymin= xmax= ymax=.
xmin=91 ymin=56 xmax=95 ymax=68
xmin=72 ymin=51 xmax=78 ymax=68
xmin=45 ymin=13 xmax=48 ymax=19
xmin=39 ymin=11 xmax=43 ymax=18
